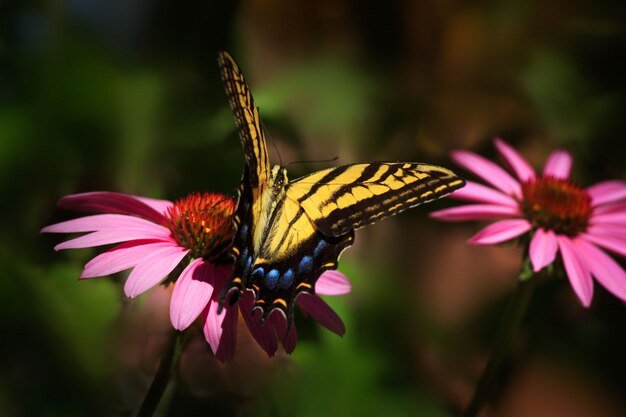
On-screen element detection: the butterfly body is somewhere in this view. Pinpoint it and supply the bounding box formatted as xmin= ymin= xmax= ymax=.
xmin=217 ymin=51 xmax=465 ymax=323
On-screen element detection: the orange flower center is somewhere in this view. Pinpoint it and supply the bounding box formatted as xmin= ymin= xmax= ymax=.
xmin=165 ymin=192 xmax=236 ymax=260
xmin=520 ymin=177 xmax=591 ymax=236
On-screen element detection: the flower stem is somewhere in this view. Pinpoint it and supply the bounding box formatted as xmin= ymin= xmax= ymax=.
xmin=137 ymin=330 xmax=183 ymax=417
xmin=463 ymin=278 xmax=535 ymax=417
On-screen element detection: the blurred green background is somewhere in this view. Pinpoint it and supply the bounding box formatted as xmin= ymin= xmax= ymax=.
xmin=2 ymin=0 xmax=626 ymax=416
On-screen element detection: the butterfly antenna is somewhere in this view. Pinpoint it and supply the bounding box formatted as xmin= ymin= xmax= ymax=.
xmin=284 ymin=155 xmax=339 ymax=169
xmin=260 ymin=118 xmax=283 ymax=167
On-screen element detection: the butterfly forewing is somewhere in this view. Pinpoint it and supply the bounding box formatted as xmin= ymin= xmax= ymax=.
xmin=218 ymin=52 xmax=271 ymax=188
xmin=286 ymin=162 xmax=465 ymax=237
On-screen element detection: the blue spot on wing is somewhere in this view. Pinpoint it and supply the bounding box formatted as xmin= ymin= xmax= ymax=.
xmin=239 ymin=224 xmax=249 ymax=237
xmin=278 ymin=269 xmax=294 ymax=289
xmin=298 ymin=256 xmax=313 ymax=274
xmin=252 ymin=266 xmax=265 ymax=279
xmin=264 ymin=269 xmax=280 ymax=288
xmin=313 ymin=240 xmax=327 ymax=257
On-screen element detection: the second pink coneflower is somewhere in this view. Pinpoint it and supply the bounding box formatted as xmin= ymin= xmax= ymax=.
xmin=431 ymin=138 xmax=626 ymax=306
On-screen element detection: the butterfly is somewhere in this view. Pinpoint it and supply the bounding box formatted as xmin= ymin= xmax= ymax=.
xmin=217 ymin=51 xmax=465 ymax=324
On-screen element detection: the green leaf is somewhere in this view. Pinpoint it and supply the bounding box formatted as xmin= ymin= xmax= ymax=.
xmin=518 ymin=255 xmax=534 ymax=281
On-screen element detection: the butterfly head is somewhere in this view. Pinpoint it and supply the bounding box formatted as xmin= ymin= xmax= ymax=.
xmin=270 ymin=165 xmax=288 ymax=195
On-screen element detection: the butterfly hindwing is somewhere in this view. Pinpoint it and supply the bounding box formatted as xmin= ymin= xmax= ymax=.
xmin=247 ymin=196 xmax=354 ymax=319
xmin=225 ymin=169 xmax=255 ymax=299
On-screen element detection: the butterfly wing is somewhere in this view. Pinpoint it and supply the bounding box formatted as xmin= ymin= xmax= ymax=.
xmin=286 ymin=162 xmax=465 ymax=237
xmin=217 ymin=51 xmax=271 ymax=188
xmin=217 ymin=51 xmax=272 ymax=299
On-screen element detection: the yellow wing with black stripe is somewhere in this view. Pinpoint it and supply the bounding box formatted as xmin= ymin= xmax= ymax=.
xmin=286 ymin=162 xmax=464 ymax=237
xmin=217 ymin=51 xmax=270 ymax=188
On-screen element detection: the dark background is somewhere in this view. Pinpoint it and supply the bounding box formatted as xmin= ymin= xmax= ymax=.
xmin=1 ymin=0 xmax=625 ymax=416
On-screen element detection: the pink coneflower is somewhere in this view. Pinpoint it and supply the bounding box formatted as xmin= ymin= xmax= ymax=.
xmin=42 ymin=191 xmax=352 ymax=360
xmin=42 ymin=191 xmax=240 ymax=360
xmin=431 ymin=138 xmax=626 ymax=307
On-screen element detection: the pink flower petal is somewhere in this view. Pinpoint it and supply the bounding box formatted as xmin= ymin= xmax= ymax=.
xmin=529 ymin=228 xmax=559 ymax=272
xmin=468 ymin=219 xmax=532 ymax=245
xmin=80 ymin=239 xmax=177 ymax=278
xmin=203 ymin=300 xmax=225 ymax=355
xmin=123 ymin=246 xmax=188 ymax=298
xmin=592 ymin=202 xmax=626 ymax=215
xmin=557 ymin=236 xmax=593 ymax=307
xmin=270 ymin=311 xmax=297 ymax=354
xmin=42 ymin=214 xmax=172 ymax=251
xmin=584 ymin=223 xmax=626 ymax=257
xmin=430 ymin=204 xmax=520 ymax=221
xmin=297 ymin=293 xmax=345 ymax=336
xmin=315 ymin=270 xmax=351 ymax=296
xmin=581 ymin=232 xmax=626 ymax=258
xmin=586 ymin=223 xmax=626 ymax=239
xmin=203 ymin=273 xmax=239 ymax=362
xmin=591 ymin=212 xmax=626 ymax=226
xmin=213 ymin=305 xmax=239 ymax=362
xmin=449 ymin=181 xmax=519 ymax=207
xmin=42 ymin=214 xmax=170 ymax=234
xmin=574 ymin=238 xmax=626 ymax=302
xmin=239 ymin=291 xmax=278 ymax=357
xmin=134 ymin=196 xmax=174 ymax=216
xmin=52 ymin=226 xmax=172 ymax=251
xmin=284 ymin=324 xmax=297 ymax=354
xmin=452 ymin=150 xmax=522 ymax=198
xmin=543 ymin=150 xmax=572 ymax=179
xmin=58 ymin=192 xmax=169 ymax=223
xmin=170 ymin=260 xmax=225 ymax=331
xmin=494 ymin=138 xmax=536 ymax=182
xmin=587 ymin=180 xmax=626 ymax=207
